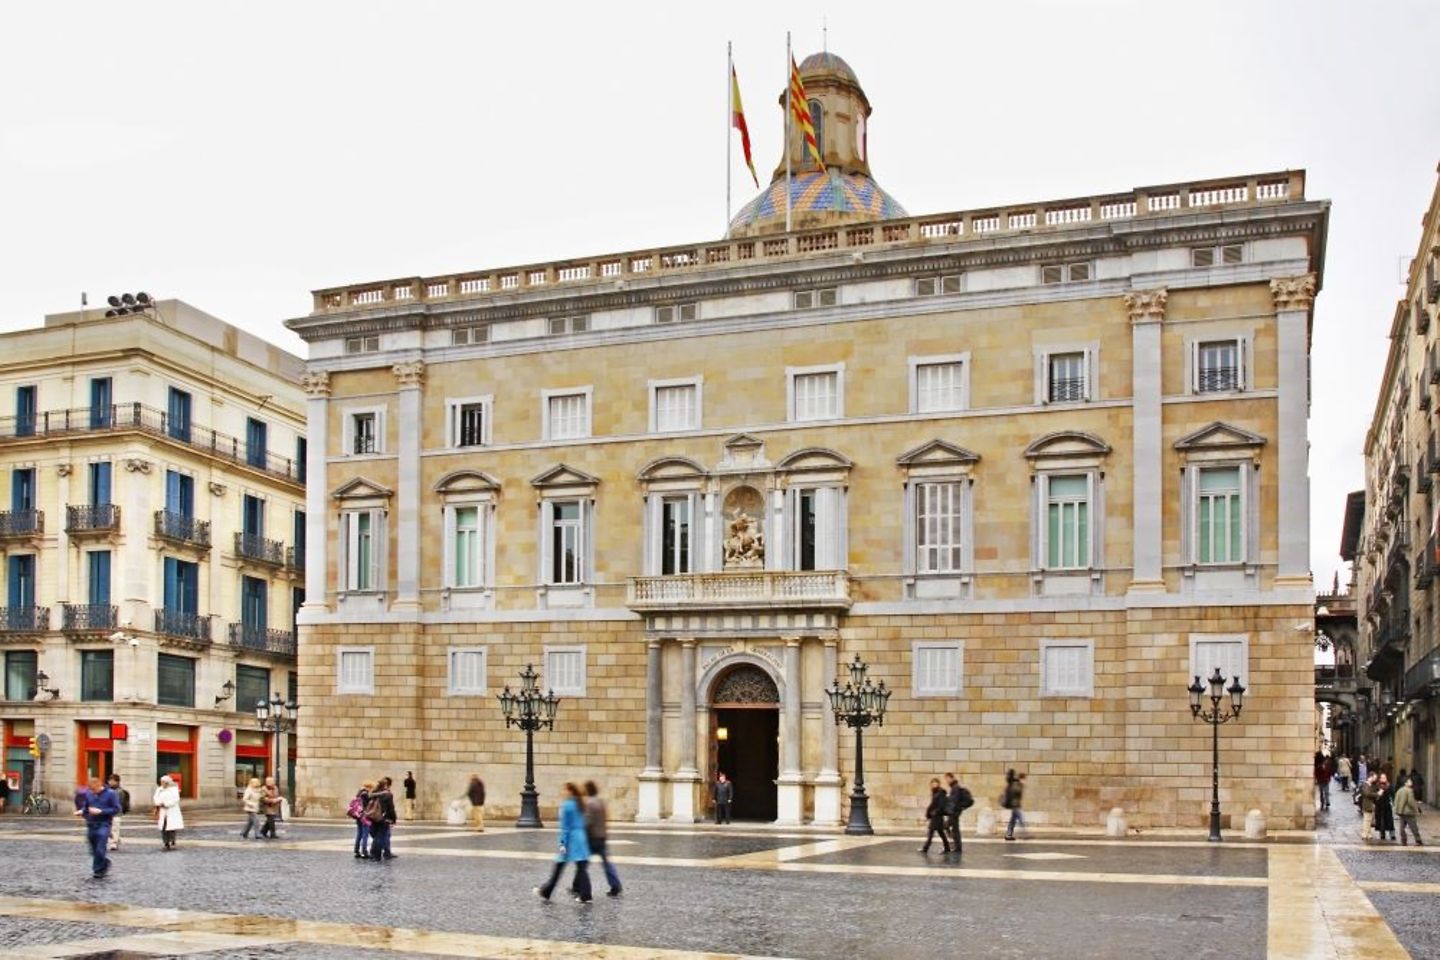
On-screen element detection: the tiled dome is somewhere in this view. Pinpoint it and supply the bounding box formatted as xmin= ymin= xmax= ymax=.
xmin=798 ymin=51 xmax=859 ymax=86
xmin=728 ymin=171 xmax=907 ymax=236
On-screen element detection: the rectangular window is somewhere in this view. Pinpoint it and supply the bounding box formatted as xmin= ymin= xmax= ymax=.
xmin=15 ymin=385 xmax=36 ymax=437
xmin=655 ymin=303 xmax=698 ymax=324
xmin=245 ymin=418 xmax=268 ymax=469
xmin=7 ymin=554 xmax=35 ymax=610
xmin=661 ymin=497 xmax=691 ymax=575
xmin=80 ymin=649 xmax=114 ymax=702
xmin=447 ymin=647 xmax=488 ymax=695
xmin=236 ymin=664 xmax=270 ymax=714
xmin=1197 ymin=466 xmax=1243 ymax=564
xmin=912 ymin=641 xmax=963 ymax=697
xmin=157 ymin=654 xmax=197 ymax=708
xmin=89 ymin=462 xmax=112 ymax=506
xmin=450 ymin=400 xmax=490 ymax=448
xmin=795 ymin=489 xmax=818 ymax=571
xmin=1042 ymin=262 xmax=1092 ymax=284
xmin=336 ymin=647 xmax=374 ymax=694
xmin=1045 ymin=474 xmax=1090 ymax=569
xmin=163 ymin=557 xmax=200 ymax=615
xmin=295 ymin=437 xmax=308 ymax=483
xmin=1190 ymin=636 xmax=1248 ymax=689
xmin=1040 ymin=640 xmax=1095 ymax=697
xmin=653 ymin=383 xmax=699 ymax=432
xmin=793 ymin=288 xmax=839 ymax=309
xmin=242 ymin=494 xmax=265 ymax=538
xmin=547 ymin=315 xmax=589 ymax=335
xmin=167 ymin=387 xmax=192 ymax=442
xmin=543 ymin=646 xmax=587 ymax=696
xmin=343 ymin=511 xmax=379 ymax=591
xmin=352 ymin=412 xmax=377 ymax=454
xmin=915 ymin=361 xmax=965 ymax=413
xmin=915 ymin=482 xmax=963 ymax=574
xmin=1196 ymin=340 xmax=1242 ymax=393
xmin=1191 ymin=244 xmax=1244 ymax=268
xmin=546 ymin=392 xmax=590 ymax=440
xmin=344 ymin=335 xmax=380 ymax=355
xmin=791 ymin=370 xmax=840 ymax=422
xmin=89 ymin=377 xmax=113 ymax=428
xmin=11 ymin=468 xmax=35 ymax=512
xmin=165 ymin=470 xmax=194 ymax=518
xmin=87 ymin=551 xmax=111 ymax=606
xmin=915 ymin=275 xmax=962 ymax=297
xmin=5 ymin=650 xmax=37 ymax=701
xmin=550 ymin=501 xmax=584 ymax=584
xmin=450 ymin=506 xmax=482 ymax=588
xmin=1047 ymin=351 xmax=1088 ymax=403
xmin=241 ymin=576 xmax=268 ymax=629
xmin=451 ymin=324 xmax=490 ymax=346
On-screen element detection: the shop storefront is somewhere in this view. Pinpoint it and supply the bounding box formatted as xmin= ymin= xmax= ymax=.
xmin=234 ymin=729 xmax=269 ymax=790
xmin=155 ymin=723 xmax=197 ymax=799
xmin=76 ymin=720 xmax=114 ymax=784
xmin=3 ymin=719 xmax=35 ymax=813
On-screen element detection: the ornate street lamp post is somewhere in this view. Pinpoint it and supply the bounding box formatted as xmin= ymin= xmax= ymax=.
xmin=255 ymin=693 xmax=299 ymax=799
xmin=498 ymin=663 xmax=560 ymax=829
xmin=827 ymin=654 xmax=891 ymax=836
xmin=1187 ymin=667 xmax=1246 ymax=842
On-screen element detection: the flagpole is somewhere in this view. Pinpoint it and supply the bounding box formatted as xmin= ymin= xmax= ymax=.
xmin=726 ymin=42 xmax=732 ymax=235
xmin=785 ymin=31 xmax=792 ymax=234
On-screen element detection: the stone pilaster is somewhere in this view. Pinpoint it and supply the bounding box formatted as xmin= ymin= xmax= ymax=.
xmin=299 ymin=371 xmax=330 ymax=613
xmin=670 ymin=638 xmax=701 ymax=821
xmin=1126 ymin=289 xmax=1167 ymax=593
xmin=392 ymin=360 xmax=424 ymax=612
xmin=636 ymin=638 xmax=664 ymax=821
xmin=777 ymin=636 xmax=804 ymax=824
xmin=812 ymin=637 xmax=843 ymax=826
xmin=1271 ymin=274 xmax=1316 ymax=586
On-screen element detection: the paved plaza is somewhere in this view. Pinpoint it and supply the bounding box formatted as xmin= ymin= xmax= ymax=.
xmin=0 ymin=805 xmax=1435 ymax=959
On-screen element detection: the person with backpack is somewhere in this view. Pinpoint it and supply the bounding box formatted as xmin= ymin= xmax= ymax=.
xmin=918 ymin=778 xmax=950 ymax=854
xmin=944 ymin=771 xmax=972 ymax=853
xmin=1002 ymin=769 xmax=1027 ymax=841
xmin=349 ymin=781 xmax=374 ymax=858
xmin=366 ymin=777 xmax=398 ymax=861
xmin=240 ymin=778 xmax=263 ymax=840
xmin=106 ymin=774 xmax=130 ymax=851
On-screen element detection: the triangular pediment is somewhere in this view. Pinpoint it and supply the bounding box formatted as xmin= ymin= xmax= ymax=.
xmin=777 ymin=446 xmax=853 ymax=473
xmin=433 ymin=469 xmax=501 ymax=494
xmin=637 ymin=456 xmax=708 ymax=482
xmin=1024 ymin=431 xmax=1112 ymax=461
xmin=896 ymin=439 xmax=981 ymax=468
xmin=1174 ymin=421 xmax=1268 ymax=451
xmin=718 ymin=433 xmax=769 ymax=471
xmin=331 ymin=476 xmax=393 ymax=501
xmin=530 ymin=463 xmax=601 ymax=488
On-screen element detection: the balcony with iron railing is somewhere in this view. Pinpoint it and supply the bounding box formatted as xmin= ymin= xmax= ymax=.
xmin=1428 ymin=259 xmax=1440 ymax=304
xmin=154 ymin=609 xmax=213 ymax=645
xmin=227 ymin=622 xmax=297 ymax=658
xmin=1421 ymin=439 xmax=1436 ymax=494
xmin=234 ymin=532 xmax=284 ymax=567
xmin=0 ymin=402 xmax=302 ymax=486
xmin=1386 ymin=528 xmax=1412 ymax=577
xmin=0 ymin=606 xmax=49 ymax=634
xmin=1197 ymin=367 xmax=1240 ymax=393
xmin=65 ymin=504 xmax=121 ymax=536
xmin=154 ymin=510 xmax=211 ymax=549
xmin=1315 ymin=662 xmax=1357 ymax=695
xmin=286 ymin=546 xmax=305 ymax=572
xmin=0 ymin=510 xmax=44 ymax=539
xmin=1047 ymin=377 xmax=1086 ymax=403
xmin=61 ymin=603 xmax=118 ymax=633
xmin=1417 ymin=536 xmax=1438 ymax=589
xmin=628 ymin=570 xmax=851 ymax=612
xmin=1404 ymin=646 xmax=1440 ymax=700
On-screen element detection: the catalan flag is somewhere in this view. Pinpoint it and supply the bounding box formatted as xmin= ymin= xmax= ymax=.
xmin=731 ymin=65 xmax=759 ymax=189
xmin=789 ymin=55 xmax=824 ymax=172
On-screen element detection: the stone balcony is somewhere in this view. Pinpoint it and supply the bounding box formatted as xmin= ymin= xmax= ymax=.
xmin=627 ymin=570 xmax=851 ymax=613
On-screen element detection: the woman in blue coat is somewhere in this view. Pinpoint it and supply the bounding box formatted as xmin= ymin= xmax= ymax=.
xmin=534 ymin=782 xmax=593 ymax=902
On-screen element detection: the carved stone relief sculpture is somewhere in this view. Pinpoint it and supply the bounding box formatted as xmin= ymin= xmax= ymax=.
xmin=722 ymin=485 xmax=766 ymax=569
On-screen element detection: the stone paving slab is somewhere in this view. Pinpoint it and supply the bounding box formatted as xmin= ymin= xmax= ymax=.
xmin=792 ymin=839 xmax=1270 ymax=877
xmin=0 ymin=915 xmax=136 ymax=948
xmin=1334 ymin=846 xmax=1440 ymax=883
xmin=1364 ymin=892 xmax=1440 ymax=960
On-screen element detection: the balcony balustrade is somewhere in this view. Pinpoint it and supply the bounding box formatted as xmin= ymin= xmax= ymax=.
xmin=234 ymin=532 xmax=285 ymax=567
xmin=0 ymin=510 xmax=44 ymax=539
xmin=61 ymin=603 xmax=118 ymax=633
xmin=154 ymin=510 xmax=211 ymax=549
xmin=0 ymin=606 xmax=49 ymax=633
xmin=154 ymin=608 xmax=213 ymax=644
xmin=226 ymin=622 xmax=297 ymax=658
xmin=628 ymin=570 xmax=851 ymax=611
xmin=1404 ymin=646 xmax=1440 ymax=700
xmin=1315 ymin=662 xmax=1357 ymax=695
xmin=286 ymin=546 xmax=305 ymax=572
xmin=65 ymin=503 xmax=121 ymax=535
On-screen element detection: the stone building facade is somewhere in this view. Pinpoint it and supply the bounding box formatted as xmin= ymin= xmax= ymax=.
xmin=1352 ymin=165 xmax=1440 ymax=803
xmin=0 ymin=300 xmax=306 ymax=810
xmin=288 ymin=54 xmax=1328 ymax=829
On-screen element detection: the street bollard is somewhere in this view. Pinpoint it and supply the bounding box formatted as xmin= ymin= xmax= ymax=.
xmin=976 ymin=806 xmax=997 ymax=836
xmin=1244 ymin=809 xmax=1267 ymax=840
xmin=1106 ymin=807 xmax=1127 ymax=837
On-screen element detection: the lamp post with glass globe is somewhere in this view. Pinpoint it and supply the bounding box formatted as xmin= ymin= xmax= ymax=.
xmin=255 ymin=693 xmax=299 ymax=799
xmin=497 ymin=663 xmax=560 ymax=829
xmin=1187 ymin=667 xmax=1246 ymax=842
xmin=826 ymin=654 xmax=891 ymax=836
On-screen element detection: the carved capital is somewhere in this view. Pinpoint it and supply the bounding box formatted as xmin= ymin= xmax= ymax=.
xmin=1270 ymin=273 xmax=1317 ymax=313
xmin=208 ymin=481 xmax=227 ymax=497
xmin=56 ymin=464 xmax=72 ymax=477
xmin=1124 ymin=288 xmax=1167 ymax=325
xmin=392 ymin=360 xmax=425 ymax=389
xmin=124 ymin=458 xmax=151 ymax=475
xmin=300 ymin=370 xmax=331 ymax=398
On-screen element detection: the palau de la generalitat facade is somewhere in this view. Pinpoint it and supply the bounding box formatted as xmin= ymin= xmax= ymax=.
xmin=285 ymin=51 xmax=1328 ymax=830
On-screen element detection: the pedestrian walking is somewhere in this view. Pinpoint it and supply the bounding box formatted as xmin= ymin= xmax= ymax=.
xmin=349 ymin=781 xmax=374 ymax=858
xmin=466 ymin=774 xmax=486 ymax=833
xmin=1357 ymin=755 xmax=1370 ymax=786
xmin=918 ymin=778 xmax=950 ymax=854
xmin=1360 ymin=773 xmax=1379 ymax=841
xmin=239 ymin=778 xmax=263 ymax=840
xmin=713 ymin=772 xmax=734 ymax=824
xmin=366 ymin=777 xmax=397 ymax=861
xmin=1314 ymin=752 xmax=1332 ymax=811
xmin=1374 ymin=774 xmax=1397 ymax=842
xmin=106 ymin=774 xmax=130 ymax=851
xmin=944 ymin=772 xmax=971 ymax=853
xmin=582 ymin=780 xmax=622 ymax=896
xmin=534 ymin=782 xmax=593 ymax=903
xmin=74 ymin=775 xmax=121 ymax=878
xmin=1336 ymin=756 xmax=1352 ymax=792
xmin=153 ymin=776 xmax=184 ymax=850
xmin=403 ymin=771 xmax=418 ymax=821
xmin=1395 ymin=777 xmax=1424 ymax=846
xmin=260 ymin=777 xmax=282 ymax=839
xmin=1002 ymin=770 xmax=1027 ymax=841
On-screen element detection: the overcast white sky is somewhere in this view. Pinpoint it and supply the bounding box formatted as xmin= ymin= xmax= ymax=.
xmin=2 ymin=1 xmax=1437 ymax=588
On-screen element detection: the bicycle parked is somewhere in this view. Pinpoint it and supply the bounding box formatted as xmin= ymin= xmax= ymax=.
xmin=22 ymin=790 xmax=52 ymax=815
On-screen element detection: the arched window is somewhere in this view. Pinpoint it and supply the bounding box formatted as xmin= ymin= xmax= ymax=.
xmin=807 ymin=98 xmax=824 ymax=159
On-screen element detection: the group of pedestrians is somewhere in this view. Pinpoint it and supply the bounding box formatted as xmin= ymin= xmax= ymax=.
xmin=240 ymin=777 xmax=285 ymax=840
xmin=73 ymin=772 xmax=195 ymax=877
xmin=1357 ymin=770 xmax=1425 ymax=845
xmin=918 ymin=770 xmax=1028 ymax=852
xmin=347 ymin=777 xmax=399 ymax=860
xmin=534 ymin=781 xmax=622 ymax=903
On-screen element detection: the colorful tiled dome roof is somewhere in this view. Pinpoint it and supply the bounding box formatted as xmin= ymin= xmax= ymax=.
xmin=797 ymin=51 xmax=859 ymax=86
xmin=728 ymin=171 xmax=907 ymax=236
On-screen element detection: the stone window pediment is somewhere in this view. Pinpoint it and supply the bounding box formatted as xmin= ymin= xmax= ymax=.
xmin=531 ymin=463 xmax=600 ymax=497
xmin=1024 ymin=431 xmax=1111 ymax=470
xmin=433 ymin=469 xmax=501 ymax=498
xmin=718 ymin=433 xmax=768 ymax=472
xmin=897 ymin=439 xmax=980 ymax=478
xmin=777 ymin=446 xmax=853 ymax=485
xmin=637 ymin=456 xmax=709 ymax=488
xmin=331 ymin=477 xmax=393 ymax=508
xmin=1174 ymin=421 xmax=1267 ymax=463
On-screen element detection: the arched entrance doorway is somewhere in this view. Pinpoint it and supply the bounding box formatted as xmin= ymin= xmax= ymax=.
xmin=709 ymin=663 xmax=779 ymax=821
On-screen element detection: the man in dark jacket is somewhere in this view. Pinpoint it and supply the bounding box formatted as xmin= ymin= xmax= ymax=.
xmin=712 ymin=772 xmax=734 ymax=824
xmin=919 ymin=779 xmax=950 ymax=854
xmin=74 ymin=775 xmax=121 ymax=877
xmin=368 ymin=778 xmax=398 ymax=861
xmin=944 ymin=772 xmax=970 ymax=853
xmin=403 ymin=771 xmax=417 ymax=821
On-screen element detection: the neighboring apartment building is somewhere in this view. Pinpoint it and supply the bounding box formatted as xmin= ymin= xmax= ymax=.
xmin=0 ymin=300 xmax=306 ymax=810
xmin=1352 ymin=166 xmax=1440 ymax=803
xmin=288 ymin=53 xmax=1328 ymax=829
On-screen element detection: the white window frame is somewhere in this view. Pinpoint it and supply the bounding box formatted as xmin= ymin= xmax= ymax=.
xmin=545 ymin=499 xmax=588 ymax=585
xmin=446 ymin=646 xmax=489 ymax=696
xmin=914 ymin=274 xmax=962 ymax=297
xmin=1188 ymin=633 xmax=1250 ymax=690
xmin=336 ymin=646 xmax=375 ymax=694
xmin=443 ymin=502 xmax=488 ymax=589
xmin=541 ymin=387 xmax=593 ymax=441
xmin=1188 ymin=334 xmax=1250 ymax=395
xmin=1037 ymin=471 xmax=1097 ymax=571
xmin=339 ymin=508 xmax=384 ymax=593
xmin=654 ymin=303 xmax=698 ymax=324
xmin=908 ymin=353 xmax=971 ymax=414
xmin=1039 ymin=639 xmax=1095 ymax=698
xmin=911 ymin=640 xmax=964 ymax=698
xmin=913 ymin=480 xmax=965 ymax=574
xmin=1193 ymin=463 xmax=1246 ymax=566
xmin=648 ymin=377 xmax=703 ymax=433
xmin=1040 ymin=261 xmax=1094 ymax=284
xmin=446 ymin=395 xmax=493 ymax=448
xmin=792 ymin=287 xmax=839 ymax=309
xmin=547 ymin=315 xmax=589 ymax=336
xmin=1034 ymin=344 xmax=1099 ymax=405
xmin=343 ymin=405 xmax=386 ymax=456
xmin=344 ymin=336 xmax=380 ymax=355
xmin=543 ymin=645 xmax=587 ymax=696
xmin=786 ymin=363 xmax=845 ymax=423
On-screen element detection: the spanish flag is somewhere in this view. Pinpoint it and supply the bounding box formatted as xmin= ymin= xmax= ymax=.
xmin=731 ymin=65 xmax=759 ymax=189
xmin=789 ymin=55 xmax=825 ymax=172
